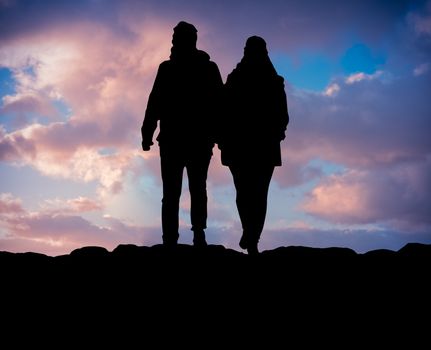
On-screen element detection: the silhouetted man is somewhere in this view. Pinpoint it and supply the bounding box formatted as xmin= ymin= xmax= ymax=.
xmin=141 ymin=21 xmax=223 ymax=246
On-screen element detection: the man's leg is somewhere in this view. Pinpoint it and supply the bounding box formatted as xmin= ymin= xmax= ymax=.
xmin=160 ymin=147 xmax=184 ymax=245
xmin=187 ymin=152 xmax=212 ymax=246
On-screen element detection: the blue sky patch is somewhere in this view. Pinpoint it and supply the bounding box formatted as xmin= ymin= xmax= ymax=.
xmin=307 ymin=158 xmax=346 ymax=176
xmin=0 ymin=67 xmax=16 ymax=101
xmin=341 ymin=43 xmax=386 ymax=74
xmin=271 ymin=43 xmax=387 ymax=92
xmin=98 ymin=147 xmax=117 ymax=156
xmin=272 ymin=52 xmax=338 ymax=91
xmin=23 ymin=65 xmax=37 ymax=78
xmin=52 ymin=99 xmax=72 ymax=120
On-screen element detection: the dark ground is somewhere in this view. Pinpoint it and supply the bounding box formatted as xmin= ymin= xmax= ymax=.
xmin=1 ymin=243 xmax=429 ymax=344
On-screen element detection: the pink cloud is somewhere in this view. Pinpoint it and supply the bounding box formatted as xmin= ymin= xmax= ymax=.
xmin=5 ymin=213 xmax=139 ymax=246
xmin=0 ymin=19 xmax=172 ymax=195
xmin=272 ymin=65 xmax=431 ymax=216
xmin=1 ymin=93 xmax=60 ymax=128
xmin=0 ymin=193 xmax=24 ymax=214
xmin=302 ymin=159 xmax=431 ymax=228
xmin=0 ymin=125 xmax=36 ymax=161
xmin=66 ymin=196 xmax=101 ymax=212
xmin=0 ymin=213 xmax=148 ymax=256
xmin=40 ymin=196 xmax=102 ymax=214
xmin=291 ymin=73 xmax=430 ymax=230
xmin=0 ymin=127 xmax=135 ymax=196
xmin=0 ymin=193 xmax=161 ymax=255
xmin=302 ymin=171 xmax=375 ymax=224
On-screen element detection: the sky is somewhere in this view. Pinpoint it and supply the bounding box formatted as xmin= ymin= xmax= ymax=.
xmin=1 ymin=0 xmax=431 ymax=256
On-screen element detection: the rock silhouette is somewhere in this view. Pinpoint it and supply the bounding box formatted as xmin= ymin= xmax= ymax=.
xmin=2 ymin=242 xmax=429 ymax=344
xmin=2 ymin=243 xmax=430 ymax=285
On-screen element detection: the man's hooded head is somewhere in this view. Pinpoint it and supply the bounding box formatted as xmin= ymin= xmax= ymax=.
xmin=172 ymin=21 xmax=198 ymax=50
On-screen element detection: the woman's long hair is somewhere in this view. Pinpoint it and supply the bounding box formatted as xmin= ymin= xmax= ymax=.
xmin=235 ymin=36 xmax=278 ymax=77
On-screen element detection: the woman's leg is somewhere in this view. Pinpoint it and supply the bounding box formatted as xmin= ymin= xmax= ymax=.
xmin=229 ymin=164 xmax=274 ymax=253
xmin=248 ymin=166 xmax=274 ymax=246
xmin=229 ymin=165 xmax=250 ymax=241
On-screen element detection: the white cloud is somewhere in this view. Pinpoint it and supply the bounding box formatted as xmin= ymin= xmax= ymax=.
xmin=302 ymin=170 xmax=371 ymax=223
xmin=323 ymin=83 xmax=340 ymax=97
xmin=345 ymin=70 xmax=383 ymax=84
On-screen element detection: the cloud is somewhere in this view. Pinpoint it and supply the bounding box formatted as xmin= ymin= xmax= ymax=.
xmin=323 ymin=83 xmax=340 ymax=97
xmin=40 ymin=196 xmax=102 ymax=214
xmin=0 ymin=125 xmax=22 ymax=160
xmin=275 ymin=61 xmax=431 ymax=232
xmin=277 ymin=65 xmax=431 ymax=183
xmin=1 ymin=93 xmax=60 ymax=125
xmin=345 ymin=70 xmax=383 ymax=84
xmin=302 ymin=159 xmax=431 ymax=228
xmin=0 ymin=193 xmax=24 ymax=214
xmin=0 ymin=19 xmax=172 ymax=195
xmin=0 ymin=126 xmax=136 ymax=196
xmin=0 ymin=193 xmax=160 ymax=256
xmin=1 ymin=213 xmax=142 ymax=255
xmin=302 ymin=171 xmax=370 ymax=224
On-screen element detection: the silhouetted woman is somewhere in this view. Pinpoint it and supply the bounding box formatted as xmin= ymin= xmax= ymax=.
xmin=219 ymin=36 xmax=289 ymax=255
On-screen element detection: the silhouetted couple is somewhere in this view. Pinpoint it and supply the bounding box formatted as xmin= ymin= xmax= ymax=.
xmin=142 ymin=21 xmax=289 ymax=255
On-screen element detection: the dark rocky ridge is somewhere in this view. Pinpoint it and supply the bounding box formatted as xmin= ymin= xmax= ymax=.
xmin=1 ymin=243 xmax=429 ymax=342
xmin=2 ymin=243 xmax=429 ymax=290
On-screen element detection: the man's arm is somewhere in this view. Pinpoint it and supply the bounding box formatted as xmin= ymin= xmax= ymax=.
xmin=141 ymin=64 xmax=165 ymax=151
